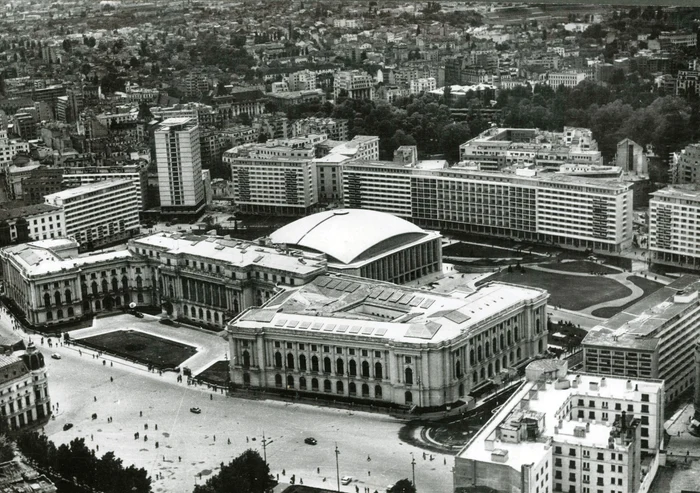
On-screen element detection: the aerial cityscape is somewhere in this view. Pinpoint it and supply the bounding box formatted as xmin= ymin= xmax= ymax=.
xmin=2 ymin=0 xmax=700 ymax=492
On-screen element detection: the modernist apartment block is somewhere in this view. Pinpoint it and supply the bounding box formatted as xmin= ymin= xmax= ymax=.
xmin=583 ymin=275 xmax=700 ymax=405
xmin=0 ymin=343 xmax=52 ymax=431
xmin=459 ymin=127 xmax=602 ymax=170
xmin=269 ymin=209 xmax=442 ymax=284
xmin=224 ymin=135 xmax=326 ymax=216
xmin=648 ymin=185 xmax=700 ymax=269
xmin=454 ymin=360 xmax=664 ymax=493
xmin=343 ymin=163 xmax=634 ymax=253
xmin=61 ymin=164 xmax=148 ymax=210
xmin=0 ymin=232 xmax=326 ymax=329
xmin=44 ymin=179 xmax=140 ymax=250
xmin=154 ymin=117 xmax=206 ymax=217
xmin=227 ymin=274 xmax=549 ymax=409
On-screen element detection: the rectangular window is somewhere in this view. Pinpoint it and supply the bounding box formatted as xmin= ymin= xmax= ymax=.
xmin=324 ymin=346 xmax=330 ymax=353
xmin=349 ymin=349 xmax=355 ymax=355
xmin=274 ymin=342 xmax=281 ymax=348
xmin=336 ymin=348 xmax=343 ymax=354
xmin=299 ymin=344 xmax=305 ymax=351
xmin=311 ymin=345 xmax=317 ymax=352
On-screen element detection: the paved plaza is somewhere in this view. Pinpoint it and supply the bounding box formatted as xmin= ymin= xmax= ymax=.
xmin=0 ymin=310 xmax=453 ymax=493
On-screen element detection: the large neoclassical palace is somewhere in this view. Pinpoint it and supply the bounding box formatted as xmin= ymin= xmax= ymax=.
xmin=227 ymin=273 xmax=549 ymax=409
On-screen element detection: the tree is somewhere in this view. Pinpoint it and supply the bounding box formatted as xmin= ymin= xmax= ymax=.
xmin=439 ymin=123 xmax=471 ymax=164
xmin=193 ymin=449 xmax=273 ymax=493
xmin=389 ymin=479 xmax=416 ymax=493
xmin=62 ymin=38 xmax=71 ymax=52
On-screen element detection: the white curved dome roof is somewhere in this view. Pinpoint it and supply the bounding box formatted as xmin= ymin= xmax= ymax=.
xmin=270 ymin=209 xmax=426 ymax=265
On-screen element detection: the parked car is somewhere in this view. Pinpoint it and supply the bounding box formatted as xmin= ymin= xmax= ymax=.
xmin=159 ymin=318 xmax=176 ymax=326
xmin=304 ymin=437 xmax=317 ymax=445
xmin=341 ymin=476 xmax=353 ymax=485
xmin=130 ymin=310 xmax=144 ymax=318
xmin=51 ymin=353 xmax=61 ymax=360
xmin=63 ymin=423 xmax=73 ymax=431
xmin=190 ymin=407 xmax=201 ymax=414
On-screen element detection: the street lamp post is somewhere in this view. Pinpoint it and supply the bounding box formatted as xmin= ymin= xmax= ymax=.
xmin=411 ymin=453 xmax=416 ymax=491
xmin=261 ymin=432 xmax=273 ymax=464
xmin=335 ymin=443 xmax=340 ymax=492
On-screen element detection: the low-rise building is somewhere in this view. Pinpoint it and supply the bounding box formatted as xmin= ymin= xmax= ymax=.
xmin=583 ymin=275 xmax=700 ymax=404
xmin=333 ymin=70 xmax=375 ymax=101
xmin=454 ymin=360 xmax=664 ymax=492
xmin=227 ymin=274 xmax=549 ymax=408
xmin=0 ymin=203 xmax=65 ymax=245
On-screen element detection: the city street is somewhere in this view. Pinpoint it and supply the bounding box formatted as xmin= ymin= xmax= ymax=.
xmin=0 ymin=310 xmax=453 ymax=493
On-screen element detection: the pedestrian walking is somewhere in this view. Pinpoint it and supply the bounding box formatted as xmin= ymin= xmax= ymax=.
xmin=178 ymin=456 xmax=181 ymax=462
xmin=96 ymin=445 xmax=99 ymax=452
xmin=227 ymin=438 xmax=231 ymax=445
xmin=94 ymin=396 xmax=97 ymax=402
xmin=210 ymin=394 xmax=213 ymax=400
xmin=91 ymin=434 xmax=93 ymax=441
xmin=317 ymin=467 xmax=320 ymax=474
xmin=155 ymin=424 xmax=158 ymax=430
xmin=110 ymin=376 xmax=113 ymax=382
xmin=140 ymin=410 xmax=143 ymax=417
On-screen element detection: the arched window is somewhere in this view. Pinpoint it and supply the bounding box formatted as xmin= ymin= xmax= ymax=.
xmin=405 ymin=391 xmax=413 ymax=404
xmin=349 ymin=360 xmax=357 ymax=376
xmin=477 ymin=346 xmax=482 ymax=362
xmin=311 ymin=356 xmax=319 ymax=372
xmin=538 ymin=339 xmax=543 ymax=353
xmin=243 ymin=350 xmax=251 ymax=368
xmin=287 ymin=375 xmax=294 ymax=389
xmin=405 ymin=367 xmax=413 ymax=385
xmin=492 ymin=338 xmax=497 ymax=354
xmin=510 ymin=351 xmax=514 ymax=363
xmin=375 ymin=385 xmax=382 ymax=399
xmin=44 ymin=293 xmax=51 ymax=307
xmin=455 ymin=360 xmax=462 ymax=379
xmin=361 ymin=361 xmax=370 ymax=378
xmin=198 ymin=308 xmax=203 ymax=319
xmin=65 ymin=289 xmax=72 ymax=304
xmin=500 ymin=334 xmax=505 ymax=350
xmin=336 ymin=381 xmax=344 ymax=394
xmin=243 ymin=373 xmax=250 ymax=385
xmin=214 ymin=313 xmax=219 ymax=324
xmin=473 ymin=372 xmax=478 ymax=384
xmin=514 ymin=326 xmax=519 ymax=341
xmin=275 ymin=374 xmax=282 ymax=387
xmin=469 ymin=349 xmax=474 ymax=365
xmin=57 ymin=309 xmax=63 ymax=319
xmin=136 ymin=276 xmax=143 ymax=289
xmin=362 ymin=383 xmax=369 ymax=397
xmin=115 ymin=296 xmax=121 ymax=306
xmin=495 ymin=359 xmax=500 ymax=373
xmin=274 ymin=352 xmax=283 ymax=368
xmin=349 ymin=382 xmax=357 ymax=395
xmin=169 ymin=284 xmax=175 ymax=299
xmin=502 ymin=355 xmax=507 ymax=369
xmin=91 ymin=282 xmax=99 ymax=296
xmin=507 ymin=330 xmax=512 ymax=345
xmin=101 ymin=279 xmax=109 ymax=293
xmin=311 ymin=378 xmax=319 ymax=391
xmin=121 ymin=276 xmax=129 ymax=291
xmin=46 ymin=311 xmax=53 ymax=321
xmin=206 ymin=310 xmax=211 ymax=321
xmin=323 ymin=379 xmax=331 ymax=392
xmin=287 ymin=353 xmax=294 ymax=369
xmin=485 ymin=341 xmax=490 ymax=358
xmin=82 ymin=300 xmax=90 ymax=313
xmin=516 ymin=347 xmax=522 ymax=360
xmin=137 ymin=293 xmax=144 ymax=303
xmin=299 ymin=354 xmax=307 ymax=372
xmin=375 ymin=362 xmax=383 ymax=379
xmin=112 ymin=278 xmax=118 ymax=292
xmin=191 ymin=306 xmax=196 ymax=317
xmin=81 ymin=283 xmax=88 ymax=297
xmin=323 ymin=357 xmax=331 ymax=373
xmin=299 ymin=377 xmax=307 ymax=389
xmin=459 ymin=383 xmax=465 ymax=398
xmin=480 ymin=368 xmax=485 ymax=379
xmin=336 ymin=358 xmax=344 ymax=375
xmin=536 ymin=319 xmax=540 ymax=334
xmin=54 ymin=291 xmax=61 ymax=305
xmin=67 ymin=307 xmax=74 ymax=317
xmin=94 ymin=299 xmax=101 ymax=310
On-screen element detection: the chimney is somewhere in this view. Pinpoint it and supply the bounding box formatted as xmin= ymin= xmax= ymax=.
xmin=626 ymin=379 xmax=632 ymax=390
xmin=601 ymin=377 xmax=606 ymax=387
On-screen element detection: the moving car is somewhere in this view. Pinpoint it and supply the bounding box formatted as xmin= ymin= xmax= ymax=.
xmin=341 ymin=476 xmax=352 ymax=485
xmin=51 ymin=353 xmax=61 ymax=360
xmin=63 ymin=423 xmax=73 ymax=431
xmin=304 ymin=437 xmax=317 ymax=445
xmin=129 ymin=310 xmax=144 ymax=318
xmin=190 ymin=407 xmax=201 ymax=414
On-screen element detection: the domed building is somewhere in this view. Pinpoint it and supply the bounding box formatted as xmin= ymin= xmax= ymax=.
xmin=269 ymin=209 xmax=442 ymax=284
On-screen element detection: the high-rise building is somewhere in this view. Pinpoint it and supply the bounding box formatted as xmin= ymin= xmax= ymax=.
xmin=648 ymin=185 xmax=700 ymax=268
xmin=154 ymin=118 xmax=206 ymax=217
xmin=673 ymin=143 xmax=700 ymax=184
xmin=454 ymin=359 xmax=664 ymax=493
xmin=44 ymin=179 xmax=140 ymax=251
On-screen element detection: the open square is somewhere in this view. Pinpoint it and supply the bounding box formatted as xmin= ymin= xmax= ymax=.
xmin=77 ymin=330 xmax=197 ymax=369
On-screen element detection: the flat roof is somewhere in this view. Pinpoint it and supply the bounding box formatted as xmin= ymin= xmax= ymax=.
xmin=233 ymin=274 xmax=547 ymax=345
xmin=3 ymin=242 xmax=135 ymax=276
xmin=582 ymin=276 xmax=699 ymax=351
xmin=651 ymin=185 xmax=700 ymax=200
xmin=457 ymin=372 xmax=663 ymax=470
xmin=0 ymin=203 xmax=60 ymax=222
xmin=132 ymin=233 xmax=326 ymax=276
xmin=44 ymin=179 xmax=134 ymax=200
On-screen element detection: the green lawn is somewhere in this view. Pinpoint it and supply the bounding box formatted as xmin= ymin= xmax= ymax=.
xmin=479 ymin=269 xmax=632 ymax=311
xmin=78 ymin=330 xmax=197 ymax=369
xmin=539 ymin=260 xmax=618 ymax=275
xmin=591 ymin=276 xmax=664 ymax=319
xmin=196 ymin=360 xmax=230 ymax=385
